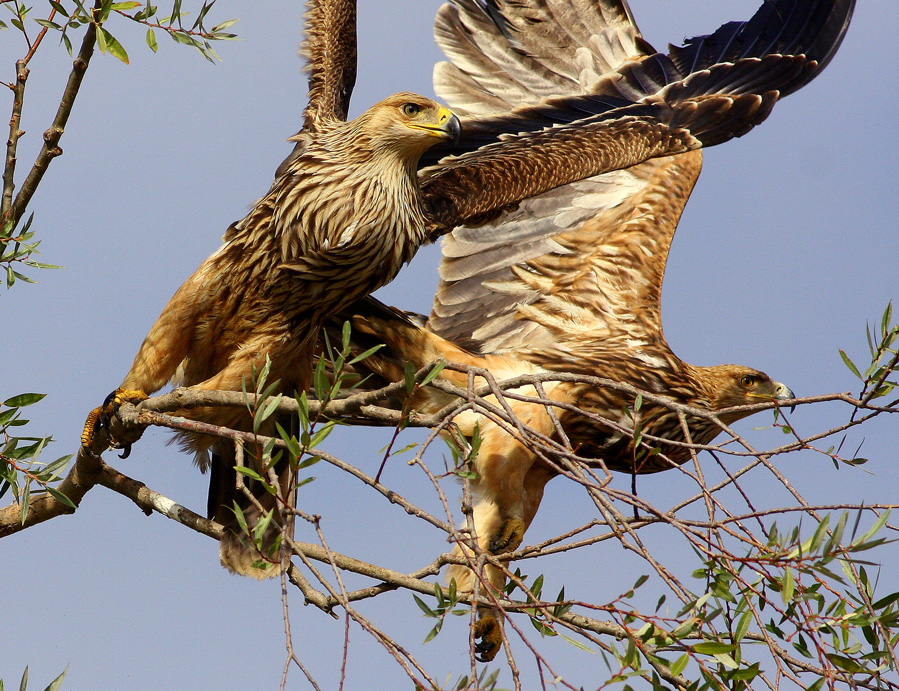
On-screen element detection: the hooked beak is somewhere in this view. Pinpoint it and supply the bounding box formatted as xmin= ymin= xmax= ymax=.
xmin=772 ymin=380 xmax=796 ymax=412
xmin=442 ymin=110 xmax=462 ymax=147
xmin=409 ymin=106 xmax=460 ymax=145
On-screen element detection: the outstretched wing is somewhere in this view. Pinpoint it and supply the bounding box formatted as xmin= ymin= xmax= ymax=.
xmin=300 ymin=0 xmax=358 ymax=130
xmin=424 ymin=0 xmax=853 ymax=354
xmin=417 ymin=0 xmax=854 ymax=236
xmin=430 ymin=151 xmax=701 ymax=357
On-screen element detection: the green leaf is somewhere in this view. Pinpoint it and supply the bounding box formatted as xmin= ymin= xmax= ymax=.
xmin=252 ymin=509 xmax=273 ymax=541
xmin=838 ymin=349 xmax=862 ymax=380
xmin=19 ymin=666 xmax=28 ymax=691
xmin=825 ymin=653 xmax=864 ymax=673
xmin=232 ymin=501 xmax=248 ymax=534
xmin=421 ymin=360 xmax=447 ymax=386
xmin=211 ymin=18 xmax=239 ymax=31
xmin=43 ymin=666 xmax=68 ymax=691
xmin=34 ymin=19 xmax=63 ymax=30
xmin=781 ymin=567 xmax=795 ymax=604
xmin=233 ymin=466 xmax=264 ymax=482
xmin=49 ymin=1 xmax=69 ymax=16
xmin=146 ymin=27 xmax=158 ymax=52
xmin=3 ymin=392 xmax=45 ymax=407
xmin=308 ymin=421 xmax=334 ymax=448
xmin=99 ymin=27 xmax=130 ymax=63
xmin=669 ymin=653 xmax=689 ymax=677
xmin=347 ymin=343 xmax=384 ymax=365
xmin=253 ymin=393 xmax=283 ymax=431
xmin=853 ymin=508 xmax=891 ymax=547
xmin=20 ymin=482 xmax=30 ymax=524
xmin=692 ymin=642 xmax=736 ymax=655
xmin=423 ymin=620 xmax=442 ymax=643
xmin=734 ymin=610 xmax=753 ymax=643
xmin=110 ymin=1 xmax=141 ymax=8
xmin=46 ymin=486 xmax=77 ymax=510
xmin=713 ymin=653 xmax=738 ymax=669
xmin=412 ymin=595 xmax=436 ymax=618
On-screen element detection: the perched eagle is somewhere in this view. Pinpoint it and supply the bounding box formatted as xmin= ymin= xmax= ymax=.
xmin=82 ymin=0 xmax=850 ymax=580
xmin=329 ymin=0 xmax=852 ymax=660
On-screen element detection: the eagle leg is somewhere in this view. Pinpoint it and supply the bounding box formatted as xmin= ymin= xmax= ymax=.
xmin=473 ymin=612 xmax=503 ymax=662
xmin=81 ymin=388 xmax=148 ymax=457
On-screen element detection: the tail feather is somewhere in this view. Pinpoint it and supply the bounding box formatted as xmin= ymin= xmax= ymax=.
xmin=208 ymin=433 xmax=295 ymax=580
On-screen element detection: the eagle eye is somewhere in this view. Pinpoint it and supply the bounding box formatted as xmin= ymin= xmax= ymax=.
xmin=402 ymin=103 xmax=421 ymax=117
xmin=739 ymin=375 xmax=756 ymax=388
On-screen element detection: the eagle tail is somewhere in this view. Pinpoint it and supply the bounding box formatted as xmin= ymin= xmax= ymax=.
xmin=208 ymin=434 xmax=295 ymax=580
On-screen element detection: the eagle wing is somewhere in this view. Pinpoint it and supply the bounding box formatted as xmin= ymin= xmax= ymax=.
xmin=429 ymin=152 xmax=701 ymax=357
xmin=417 ymin=0 xmax=854 ymax=236
xmin=423 ymin=0 xmax=853 ymax=354
xmin=300 ymin=0 xmax=358 ymax=130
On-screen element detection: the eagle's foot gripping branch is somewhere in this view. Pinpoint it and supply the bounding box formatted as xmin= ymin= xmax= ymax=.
xmin=81 ymin=388 xmax=148 ymax=457
xmin=488 ymin=518 xmax=525 ymax=555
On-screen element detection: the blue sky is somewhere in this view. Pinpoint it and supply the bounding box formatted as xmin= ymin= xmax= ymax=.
xmin=2 ymin=1 xmax=897 ymax=689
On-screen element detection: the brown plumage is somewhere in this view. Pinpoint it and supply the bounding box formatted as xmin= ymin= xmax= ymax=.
xmin=326 ymin=0 xmax=852 ymax=659
xmin=83 ymin=0 xmax=850 ymax=580
xmin=335 ymin=149 xmax=793 ymax=605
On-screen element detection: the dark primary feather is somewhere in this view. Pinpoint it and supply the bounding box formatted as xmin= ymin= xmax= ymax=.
xmin=421 ymin=0 xmax=854 ymax=165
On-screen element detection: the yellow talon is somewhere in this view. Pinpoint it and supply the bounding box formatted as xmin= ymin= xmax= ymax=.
xmin=81 ymin=406 xmax=103 ymax=448
xmin=81 ymin=388 xmax=149 ymax=455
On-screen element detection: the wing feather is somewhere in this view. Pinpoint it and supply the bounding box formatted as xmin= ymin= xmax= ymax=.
xmin=429 ymin=153 xmax=701 ymax=355
xmin=422 ymin=0 xmax=852 ymax=353
xmin=301 ymin=0 xmax=357 ymax=129
xmin=433 ymin=0 xmax=650 ymax=117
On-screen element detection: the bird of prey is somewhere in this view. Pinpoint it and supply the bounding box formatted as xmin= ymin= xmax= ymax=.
xmin=329 ymin=0 xmax=852 ymax=660
xmin=82 ymin=0 xmax=848 ymax=580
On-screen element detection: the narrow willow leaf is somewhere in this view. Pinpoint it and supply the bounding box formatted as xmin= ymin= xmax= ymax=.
xmin=46 ymin=486 xmax=77 ymax=509
xmin=781 ymin=568 xmax=795 ymax=604
xmin=423 ymin=620 xmax=442 ymax=643
xmin=734 ymin=610 xmax=753 ymax=643
xmin=347 ymin=343 xmax=384 ymax=365
xmin=421 ymin=360 xmax=446 ymax=386
xmin=838 ymin=350 xmax=862 ymax=379
xmin=669 ymin=653 xmax=689 ymax=677
xmin=212 ymin=18 xmax=239 ymax=31
xmin=233 ymin=466 xmax=264 ymax=482
xmin=43 ymin=666 xmax=68 ymax=691
xmin=3 ymin=392 xmax=45 ymax=407
xmin=146 ymin=27 xmax=157 ymax=51
xmin=412 ymin=595 xmax=436 ymax=617
xmin=713 ymin=653 xmax=738 ymax=669
xmin=99 ymin=27 xmax=129 ymax=63
xmin=692 ymin=642 xmax=736 ymax=654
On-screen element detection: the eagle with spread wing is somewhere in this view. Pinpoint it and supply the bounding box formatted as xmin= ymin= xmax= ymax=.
xmin=82 ymin=0 xmax=850 ymax=579
xmin=329 ymin=0 xmax=853 ymax=659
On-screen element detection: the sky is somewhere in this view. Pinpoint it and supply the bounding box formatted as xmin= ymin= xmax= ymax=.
xmin=2 ymin=1 xmax=897 ymax=689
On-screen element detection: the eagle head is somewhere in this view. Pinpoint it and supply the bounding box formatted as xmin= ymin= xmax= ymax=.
xmin=701 ymin=364 xmax=794 ymax=421
xmin=361 ymin=92 xmax=461 ymax=158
